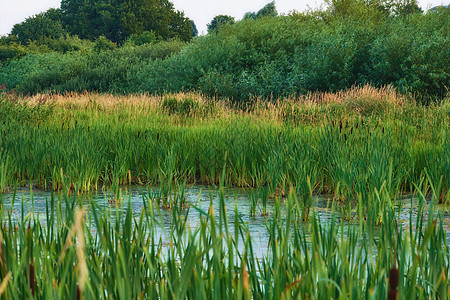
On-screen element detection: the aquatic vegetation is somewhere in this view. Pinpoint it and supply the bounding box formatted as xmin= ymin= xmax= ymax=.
xmin=0 ymin=88 xmax=448 ymax=203
xmin=0 ymin=87 xmax=448 ymax=297
xmin=0 ymin=176 xmax=448 ymax=298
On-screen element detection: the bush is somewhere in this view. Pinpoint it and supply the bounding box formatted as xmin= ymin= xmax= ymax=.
xmin=0 ymin=43 xmax=28 ymax=62
xmin=0 ymin=40 xmax=187 ymax=94
xmin=161 ymin=96 xmax=199 ymax=115
xmin=125 ymin=31 xmax=157 ymax=46
xmin=0 ymin=86 xmax=54 ymax=124
xmin=93 ymin=36 xmax=116 ymax=53
xmin=1 ymin=6 xmax=448 ymax=102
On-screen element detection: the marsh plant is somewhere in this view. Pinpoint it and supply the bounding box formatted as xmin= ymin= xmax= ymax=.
xmin=0 ymin=176 xmax=448 ymax=298
xmin=0 ymin=89 xmax=448 ymax=204
xmin=0 ymin=87 xmax=448 ymax=298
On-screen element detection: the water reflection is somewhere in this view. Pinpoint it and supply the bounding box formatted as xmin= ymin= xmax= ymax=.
xmin=1 ymin=186 xmax=449 ymax=258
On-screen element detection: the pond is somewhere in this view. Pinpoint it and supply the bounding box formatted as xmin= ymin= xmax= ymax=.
xmin=1 ymin=185 xmax=449 ymax=258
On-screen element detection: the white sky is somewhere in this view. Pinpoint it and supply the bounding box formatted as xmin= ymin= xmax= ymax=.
xmin=0 ymin=0 xmax=447 ymax=36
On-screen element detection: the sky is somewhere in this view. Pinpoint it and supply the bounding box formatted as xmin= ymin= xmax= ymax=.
xmin=0 ymin=0 xmax=447 ymax=36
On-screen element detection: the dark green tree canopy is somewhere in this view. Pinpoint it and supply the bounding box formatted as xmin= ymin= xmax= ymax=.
xmin=190 ymin=20 xmax=198 ymax=37
xmin=207 ymin=15 xmax=235 ymax=34
xmin=59 ymin=0 xmax=192 ymax=43
xmin=256 ymin=1 xmax=278 ymax=18
xmin=392 ymin=0 xmax=423 ymax=15
xmin=125 ymin=31 xmax=157 ymax=46
xmin=324 ymin=0 xmax=423 ymax=19
xmin=11 ymin=9 xmax=66 ymax=44
xmin=243 ymin=2 xmax=278 ymax=20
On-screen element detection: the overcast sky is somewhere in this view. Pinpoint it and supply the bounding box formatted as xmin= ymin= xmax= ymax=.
xmin=0 ymin=0 xmax=447 ymax=36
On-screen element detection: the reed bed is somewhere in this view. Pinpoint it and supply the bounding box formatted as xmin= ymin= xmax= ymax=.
xmin=1 ymin=86 xmax=448 ymax=203
xmin=0 ymin=176 xmax=448 ymax=298
xmin=0 ymin=86 xmax=449 ymax=297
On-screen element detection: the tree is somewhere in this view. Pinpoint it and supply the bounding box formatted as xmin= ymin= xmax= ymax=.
xmin=256 ymin=1 xmax=278 ymax=18
xmin=114 ymin=0 xmax=192 ymax=42
xmin=325 ymin=0 xmax=423 ymax=19
xmin=392 ymin=0 xmax=423 ymax=15
xmin=60 ymin=0 xmax=122 ymax=41
xmin=243 ymin=2 xmax=278 ymax=20
xmin=207 ymin=15 xmax=235 ymax=34
xmin=190 ymin=20 xmax=198 ymax=37
xmin=60 ymin=0 xmax=192 ymax=43
xmin=428 ymin=5 xmax=449 ymax=13
xmin=243 ymin=12 xmax=257 ymax=20
xmin=11 ymin=9 xmax=66 ymax=44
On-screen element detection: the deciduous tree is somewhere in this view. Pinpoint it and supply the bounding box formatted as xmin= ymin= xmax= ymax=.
xmin=207 ymin=15 xmax=235 ymax=34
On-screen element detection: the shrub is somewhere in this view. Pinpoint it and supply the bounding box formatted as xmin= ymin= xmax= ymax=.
xmin=161 ymin=95 xmax=199 ymax=115
xmin=1 ymin=7 xmax=448 ymax=102
xmin=0 ymin=86 xmax=54 ymax=124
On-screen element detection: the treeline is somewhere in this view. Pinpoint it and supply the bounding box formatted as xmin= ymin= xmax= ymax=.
xmin=5 ymin=0 xmax=193 ymax=44
xmin=0 ymin=0 xmax=193 ymax=62
xmin=0 ymin=0 xmax=448 ymax=103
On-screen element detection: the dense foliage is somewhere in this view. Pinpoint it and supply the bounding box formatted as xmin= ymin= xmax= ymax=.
xmin=207 ymin=15 xmax=235 ymax=34
xmin=0 ymin=89 xmax=448 ymax=199
xmin=6 ymin=0 xmax=192 ymax=44
xmin=243 ymin=1 xmax=278 ymax=20
xmin=10 ymin=9 xmax=66 ymax=44
xmin=0 ymin=40 xmax=187 ymax=94
xmin=0 ymin=0 xmax=448 ymax=102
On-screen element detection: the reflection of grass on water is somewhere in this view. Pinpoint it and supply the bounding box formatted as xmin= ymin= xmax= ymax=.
xmin=0 ymin=177 xmax=448 ymax=298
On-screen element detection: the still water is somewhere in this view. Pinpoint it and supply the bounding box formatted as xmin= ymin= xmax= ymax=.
xmin=1 ymin=185 xmax=449 ymax=257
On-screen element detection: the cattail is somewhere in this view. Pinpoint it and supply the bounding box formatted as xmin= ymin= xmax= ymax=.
xmin=0 ymin=232 xmax=5 ymax=276
xmin=388 ymin=267 xmax=399 ymax=300
xmin=138 ymin=131 xmax=141 ymax=138
xmin=339 ymin=121 xmax=343 ymax=133
xmin=350 ymin=127 xmax=353 ymax=135
xmin=157 ymin=133 xmax=160 ymax=140
xmin=356 ymin=122 xmax=359 ymax=129
xmin=76 ymin=285 xmax=81 ymax=300
xmin=29 ymin=261 xmax=35 ymax=296
xmin=382 ymin=127 xmax=385 ymax=134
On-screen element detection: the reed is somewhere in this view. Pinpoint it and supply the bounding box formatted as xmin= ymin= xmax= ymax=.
xmin=0 ymin=175 xmax=447 ymax=298
xmin=1 ymin=87 xmax=448 ymax=203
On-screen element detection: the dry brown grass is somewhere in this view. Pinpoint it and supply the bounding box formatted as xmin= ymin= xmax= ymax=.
xmin=25 ymin=85 xmax=448 ymax=127
xmin=301 ymin=85 xmax=406 ymax=105
xmin=28 ymin=85 xmax=404 ymax=107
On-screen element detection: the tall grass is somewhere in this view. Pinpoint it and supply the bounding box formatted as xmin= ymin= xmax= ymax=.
xmin=0 ymin=176 xmax=448 ymax=298
xmin=0 ymin=86 xmax=448 ymax=297
xmin=0 ymin=87 xmax=448 ymax=203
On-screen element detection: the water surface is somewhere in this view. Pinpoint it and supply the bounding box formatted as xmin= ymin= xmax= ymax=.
xmin=1 ymin=186 xmax=449 ymax=257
